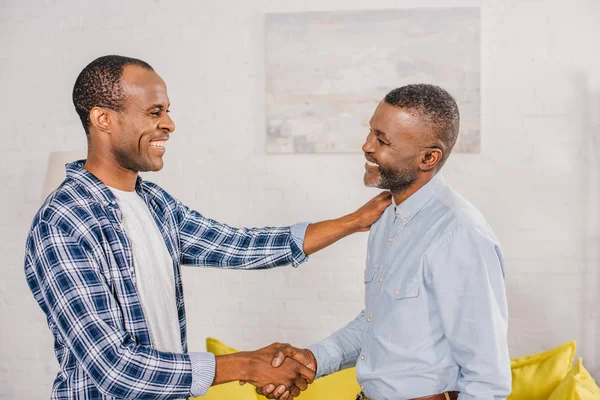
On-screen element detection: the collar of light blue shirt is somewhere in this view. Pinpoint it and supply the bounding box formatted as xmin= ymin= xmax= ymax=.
xmin=393 ymin=173 xmax=446 ymax=225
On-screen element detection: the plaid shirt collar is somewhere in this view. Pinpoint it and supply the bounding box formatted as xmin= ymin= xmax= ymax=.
xmin=65 ymin=159 xmax=147 ymax=207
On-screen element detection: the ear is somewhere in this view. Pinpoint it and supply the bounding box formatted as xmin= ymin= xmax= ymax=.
xmin=419 ymin=148 xmax=443 ymax=172
xmin=89 ymin=106 xmax=114 ymax=134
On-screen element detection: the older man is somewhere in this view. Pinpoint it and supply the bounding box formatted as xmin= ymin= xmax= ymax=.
xmin=263 ymin=84 xmax=511 ymax=400
xmin=24 ymin=55 xmax=391 ymax=399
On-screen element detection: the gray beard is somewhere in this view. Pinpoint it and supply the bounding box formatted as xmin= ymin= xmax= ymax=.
xmin=367 ymin=165 xmax=416 ymax=195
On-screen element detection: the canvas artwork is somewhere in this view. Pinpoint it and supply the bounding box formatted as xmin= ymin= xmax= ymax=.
xmin=265 ymin=8 xmax=481 ymax=154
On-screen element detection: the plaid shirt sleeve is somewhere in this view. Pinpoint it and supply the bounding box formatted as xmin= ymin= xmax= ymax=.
xmin=175 ymin=200 xmax=308 ymax=268
xmin=26 ymin=221 xmax=194 ymax=399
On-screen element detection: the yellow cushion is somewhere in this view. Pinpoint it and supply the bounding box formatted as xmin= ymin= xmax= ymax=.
xmin=508 ymin=341 xmax=576 ymax=400
xmin=206 ymin=337 xmax=240 ymax=356
xmin=548 ymin=358 xmax=600 ymax=400
xmin=196 ymin=337 xmax=258 ymax=400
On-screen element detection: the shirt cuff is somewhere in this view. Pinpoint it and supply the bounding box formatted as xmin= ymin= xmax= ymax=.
xmin=291 ymin=222 xmax=309 ymax=249
xmin=307 ymin=344 xmax=334 ymax=379
xmin=189 ymin=352 xmax=216 ymax=397
xmin=290 ymin=222 xmax=310 ymax=267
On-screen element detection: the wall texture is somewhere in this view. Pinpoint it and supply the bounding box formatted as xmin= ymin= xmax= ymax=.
xmin=1 ymin=0 xmax=599 ymax=397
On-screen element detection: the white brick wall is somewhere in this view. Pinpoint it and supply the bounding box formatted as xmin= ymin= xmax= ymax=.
xmin=1 ymin=0 xmax=599 ymax=397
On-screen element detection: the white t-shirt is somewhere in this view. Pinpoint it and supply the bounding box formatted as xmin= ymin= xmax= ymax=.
xmin=110 ymin=187 xmax=183 ymax=353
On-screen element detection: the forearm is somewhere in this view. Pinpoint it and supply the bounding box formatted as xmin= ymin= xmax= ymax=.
xmin=303 ymin=214 xmax=361 ymax=255
xmin=308 ymin=310 xmax=367 ymax=377
xmin=213 ymin=352 xmax=251 ymax=385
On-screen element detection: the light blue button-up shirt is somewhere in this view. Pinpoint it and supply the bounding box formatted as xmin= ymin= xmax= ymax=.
xmin=309 ymin=174 xmax=511 ymax=400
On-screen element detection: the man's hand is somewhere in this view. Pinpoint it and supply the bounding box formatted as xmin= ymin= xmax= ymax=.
xmin=256 ymin=344 xmax=318 ymax=399
xmin=235 ymin=343 xmax=315 ymax=399
xmin=348 ymin=191 xmax=392 ymax=232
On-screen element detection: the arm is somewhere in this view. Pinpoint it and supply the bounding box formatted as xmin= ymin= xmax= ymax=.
xmin=176 ymin=199 xmax=307 ymax=269
xmin=308 ymin=309 xmax=368 ymax=377
xmin=428 ymin=226 xmax=511 ymax=400
xmin=25 ymin=222 xmax=195 ymax=399
xmin=176 ymin=191 xmax=391 ymax=268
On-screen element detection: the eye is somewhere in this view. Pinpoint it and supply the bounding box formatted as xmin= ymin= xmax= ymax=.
xmin=151 ymin=111 xmax=161 ymax=116
xmin=377 ymin=138 xmax=386 ymax=145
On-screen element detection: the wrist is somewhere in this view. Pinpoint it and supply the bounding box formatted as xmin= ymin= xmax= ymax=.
xmin=236 ymin=351 xmax=254 ymax=382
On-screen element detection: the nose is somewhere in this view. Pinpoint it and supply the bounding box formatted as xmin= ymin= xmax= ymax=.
xmin=362 ymin=131 xmax=375 ymax=154
xmin=160 ymin=112 xmax=175 ymax=133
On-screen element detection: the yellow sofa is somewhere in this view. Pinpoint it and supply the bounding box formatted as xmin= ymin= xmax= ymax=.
xmin=197 ymin=339 xmax=600 ymax=400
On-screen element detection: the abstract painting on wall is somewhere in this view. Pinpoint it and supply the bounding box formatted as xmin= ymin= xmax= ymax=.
xmin=265 ymin=8 xmax=481 ymax=154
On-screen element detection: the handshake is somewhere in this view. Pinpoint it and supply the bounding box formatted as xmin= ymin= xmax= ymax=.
xmin=217 ymin=343 xmax=316 ymax=400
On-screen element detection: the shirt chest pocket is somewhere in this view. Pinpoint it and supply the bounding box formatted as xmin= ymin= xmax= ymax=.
xmin=386 ymin=278 xmax=422 ymax=300
xmin=380 ymin=278 xmax=425 ymax=345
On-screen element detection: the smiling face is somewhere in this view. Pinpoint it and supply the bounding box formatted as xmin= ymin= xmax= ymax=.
xmin=362 ymin=101 xmax=432 ymax=194
xmin=109 ymin=64 xmax=174 ymax=172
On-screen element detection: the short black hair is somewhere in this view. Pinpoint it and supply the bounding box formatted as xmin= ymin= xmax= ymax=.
xmin=72 ymin=55 xmax=153 ymax=135
xmin=384 ymin=84 xmax=460 ymax=168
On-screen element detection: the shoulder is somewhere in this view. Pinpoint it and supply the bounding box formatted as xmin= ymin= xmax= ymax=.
xmin=439 ymin=187 xmax=491 ymax=229
xmin=33 ymin=179 xmax=98 ymax=238
xmin=26 ymin=180 xmax=106 ymax=261
xmin=426 ymin=186 xmax=499 ymax=255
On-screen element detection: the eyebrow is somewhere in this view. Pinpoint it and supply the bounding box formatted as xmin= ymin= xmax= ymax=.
xmin=147 ymin=103 xmax=170 ymax=110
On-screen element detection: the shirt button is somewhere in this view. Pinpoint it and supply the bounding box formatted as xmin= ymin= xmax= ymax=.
xmin=387 ymin=237 xmax=392 ymax=243
xmin=395 ymin=289 xmax=400 ymax=296
xmin=367 ymin=316 xmax=372 ymax=323
xmin=378 ymin=277 xmax=383 ymax=283
xmin=394 ymin=209 xmax=399 ymax=215
xmin=360 ymin=355 xmax=366 ymax=360
xmin=402 ymin=217 xmax=408 ymax=223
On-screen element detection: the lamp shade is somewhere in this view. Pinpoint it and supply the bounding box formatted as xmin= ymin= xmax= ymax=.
xmin=41 ymin=151 xmax=86 ymax=203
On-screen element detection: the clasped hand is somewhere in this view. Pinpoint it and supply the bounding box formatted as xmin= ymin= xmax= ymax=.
xmin=242 ymin=343 xmax=317 ymax=400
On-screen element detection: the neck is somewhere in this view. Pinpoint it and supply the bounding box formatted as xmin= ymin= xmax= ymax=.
xmin=392 ymin=173 xmax=435 ymax=205
xmin=84 ymin=149 xmax=138 ymax=192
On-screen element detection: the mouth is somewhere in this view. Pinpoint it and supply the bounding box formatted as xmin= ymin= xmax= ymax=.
xmin=365 ymin=159 xmax=380 ymax=170
xmin=149 ymin=138 xmax=168 ymax=155
xmin=150 ymin=141 xmax=166 ymax=149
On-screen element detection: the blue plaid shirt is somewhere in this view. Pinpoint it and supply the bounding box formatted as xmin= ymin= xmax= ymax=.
xmin=25 ymin=160 xmax=308 ymax=399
